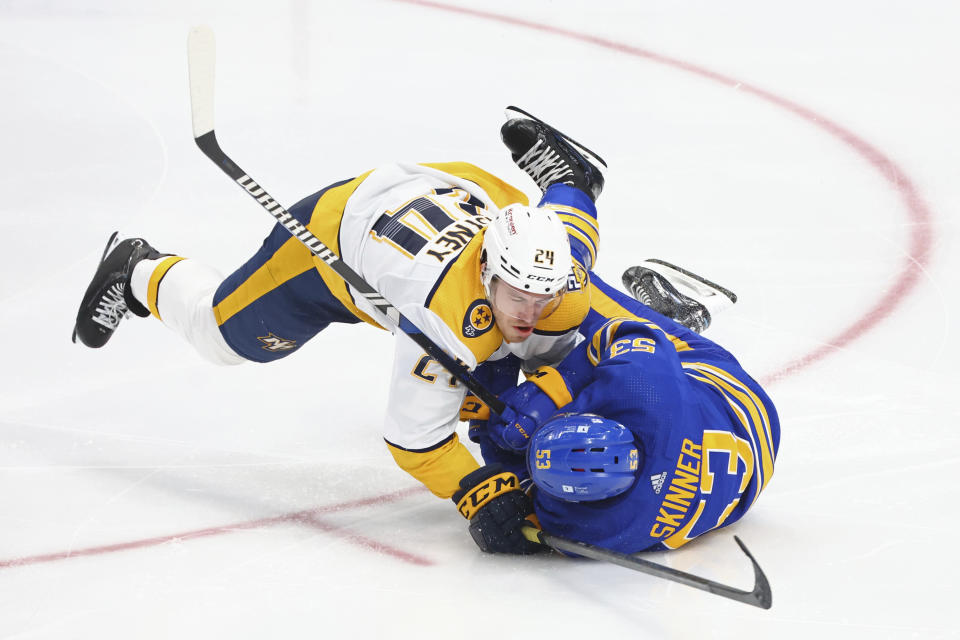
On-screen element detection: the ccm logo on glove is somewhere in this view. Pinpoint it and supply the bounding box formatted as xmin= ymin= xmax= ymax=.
xmin=455 ymin=471 xmax=518 ymax=519
xmin=452 ymin=464 xmax=542 ymax=555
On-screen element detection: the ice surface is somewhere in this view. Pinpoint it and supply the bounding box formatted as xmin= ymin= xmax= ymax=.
xmin=1 ymin=1 xmax=958 ymax=637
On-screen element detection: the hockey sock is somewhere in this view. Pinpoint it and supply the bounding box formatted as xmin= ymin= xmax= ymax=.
xmin=130 ymin=257 xmax=245 ymax=365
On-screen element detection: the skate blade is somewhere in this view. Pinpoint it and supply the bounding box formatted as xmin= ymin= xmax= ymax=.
xmin=643 ymin=259 xmax=738 ymax=305
xmin=504 ymin=105 xmax=608 ymax=169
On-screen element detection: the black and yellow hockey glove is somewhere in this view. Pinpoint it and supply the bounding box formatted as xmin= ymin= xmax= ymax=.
xmin=452 ymin=464 xmax=543 ymax=555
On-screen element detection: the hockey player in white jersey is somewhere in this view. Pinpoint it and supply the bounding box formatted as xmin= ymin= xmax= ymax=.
xmin=73 ymin=108 xmax=605 ymax=553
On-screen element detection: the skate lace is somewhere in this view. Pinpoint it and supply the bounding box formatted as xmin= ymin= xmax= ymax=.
xmin=633 ymin=274 xmax=685 ymax=311
xmin=92 ymin=283 xmax=130 ymax=330
xmin=517 ymin=139 xmax=573 ymax=187
xmin=634 ymin=287 xmax=653 ymax=306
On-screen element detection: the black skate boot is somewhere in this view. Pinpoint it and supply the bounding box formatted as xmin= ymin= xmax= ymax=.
xmin=622 ymin=259 xmax=737 ymax=334
xmin=72 ymin=232 xmax=169 ymax=348
xmin=500 ymin=105 xmax=607 ymax=202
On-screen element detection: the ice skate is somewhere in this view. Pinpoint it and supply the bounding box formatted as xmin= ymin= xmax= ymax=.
xmin=622 ymin=259 xmax=737 ymax=333
xmin=500 ymin=105 xmax=606 ymax=201
xmin=72 ymin=232 xmax=168 ymax=348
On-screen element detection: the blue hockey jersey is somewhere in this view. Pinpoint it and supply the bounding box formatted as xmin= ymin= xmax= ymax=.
xmin=472 ymin=274 xmax=780 ymax=553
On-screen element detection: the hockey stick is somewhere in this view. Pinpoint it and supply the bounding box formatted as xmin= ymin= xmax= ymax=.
xmin=522 ymin=526 xmax=773 ymax=609
xmin=186 ymin=25 xmax=505 ymax=415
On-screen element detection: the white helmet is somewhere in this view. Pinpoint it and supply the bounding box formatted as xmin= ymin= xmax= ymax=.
xmin=481 ymin=203 xmax=572 ymax=296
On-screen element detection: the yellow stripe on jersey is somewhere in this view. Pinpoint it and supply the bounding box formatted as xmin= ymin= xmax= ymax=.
xmin=305 ymin=171 xmax=384 ymax=328
xmin=212 ymin=238 xmax=315 ymax=326
xmin=386 ymin=434 xmax=481 ymax=499
xmin=420 ymin=162 xmax=530 ymax=209
xmin=684 ymin=377 xmax=762 ymax=506
xmin=681 ymin=362 xmax=776 ymax=505
xmin=689 ymin=362 xmax=776 ymax=474
xmin=561 ymin=221 xmax=597 ymax=269
xmin=426 ymin=232 xmax=504 ymax=363
xmin=715 ymin=497 xmax=741 ymax=529
xmin=147 ymin=256 xmax=185 ymax=321
xmin=588 ymin=283 xmax=692 ymax=353
xmin=663 ymin=499 xmax=707 ymax=550
xmin=588 ymin=317 xmax=627 ymax=365
xmin=542 ymin=204 xmax=600 ymax=269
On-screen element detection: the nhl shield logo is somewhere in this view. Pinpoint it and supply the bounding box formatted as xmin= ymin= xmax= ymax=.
xmin=462 ymin=299 xmax=494 ymax=338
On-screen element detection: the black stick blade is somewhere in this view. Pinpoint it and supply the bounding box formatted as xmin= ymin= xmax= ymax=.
xmin=529 ymin=527 xmax=774 ymax=610
xmin=732 ymin=535 xmax=773 ymax=609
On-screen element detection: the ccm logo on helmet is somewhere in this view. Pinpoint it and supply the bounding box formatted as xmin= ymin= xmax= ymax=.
xmin=526 ymin=274 xmax=556 ymax=282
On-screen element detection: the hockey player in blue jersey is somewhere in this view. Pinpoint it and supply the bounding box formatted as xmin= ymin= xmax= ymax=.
xmin=455 ymin=269 xmax=778 ymax=554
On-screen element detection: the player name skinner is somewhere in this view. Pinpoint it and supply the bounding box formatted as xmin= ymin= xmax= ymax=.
xmin=649 ymin=438 xmax=703 ymax=538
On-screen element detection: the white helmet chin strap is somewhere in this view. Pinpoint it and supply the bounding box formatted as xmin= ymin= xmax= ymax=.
xmin=480 ymin=257 xmax=493 ymax=297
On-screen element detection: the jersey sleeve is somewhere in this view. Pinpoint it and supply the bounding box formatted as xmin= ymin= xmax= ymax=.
xmin=385 ymin=433 xmax=480 ymax=500
xmin=380 ymin=305 xmax=485 ymax=498
xmin=563 ymin=318 xmax=689 ymax=420
xmin=538 ymin=183 xmax=599 ymax=271
xmin=518 ymin=316 xmax=677 ymax=414
xmin=462 ymin=355 xmax=529 ymax=479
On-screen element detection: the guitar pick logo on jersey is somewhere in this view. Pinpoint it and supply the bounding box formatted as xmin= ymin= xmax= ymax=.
xmin=462 ymin=299 xmax=494 ymax=338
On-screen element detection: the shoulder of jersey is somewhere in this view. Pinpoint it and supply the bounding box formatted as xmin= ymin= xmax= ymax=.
xmin=424 ymin=233 xmax=504 ymax=364
xmin=535 ymin=261 xmax=590 ymax=335
xmin=417 ymin=162 xmax=530 ymax=208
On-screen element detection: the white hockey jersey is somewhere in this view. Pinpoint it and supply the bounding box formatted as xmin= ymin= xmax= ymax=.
xmin=304 ymin=162 xmax=597 ymax=497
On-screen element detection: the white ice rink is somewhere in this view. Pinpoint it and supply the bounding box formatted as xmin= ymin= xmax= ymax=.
xmin=1 ymin=1 xmax=958 ymax=637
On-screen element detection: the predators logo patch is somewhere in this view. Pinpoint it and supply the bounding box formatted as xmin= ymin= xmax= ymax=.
xmin=258 ymin=332 xmax=298 ymax=352
xmin=462 ymin=299 xmax=494 ymax=338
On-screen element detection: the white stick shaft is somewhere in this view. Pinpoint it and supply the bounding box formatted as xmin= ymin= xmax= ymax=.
xmin=187 ymin=26 xmax=216 ymax=138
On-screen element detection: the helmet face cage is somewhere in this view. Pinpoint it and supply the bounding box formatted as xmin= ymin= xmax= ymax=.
xmin=481 ymin=204 xmax=572 ymax=299
xmin=527 ymin=414 xmax=641 ymax=502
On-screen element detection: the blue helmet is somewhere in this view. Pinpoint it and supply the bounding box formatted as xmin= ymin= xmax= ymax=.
xmin=527 ymin=413 xmax=641 ymax=501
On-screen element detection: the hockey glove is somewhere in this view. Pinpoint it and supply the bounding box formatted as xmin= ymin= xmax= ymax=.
xmin=467 ymin=419 xmax=528 ymax=479
xmin=453 ymin=464 xmax=542 ymax=555
xmin=487 ymin=380 xmax=559 ymax=453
